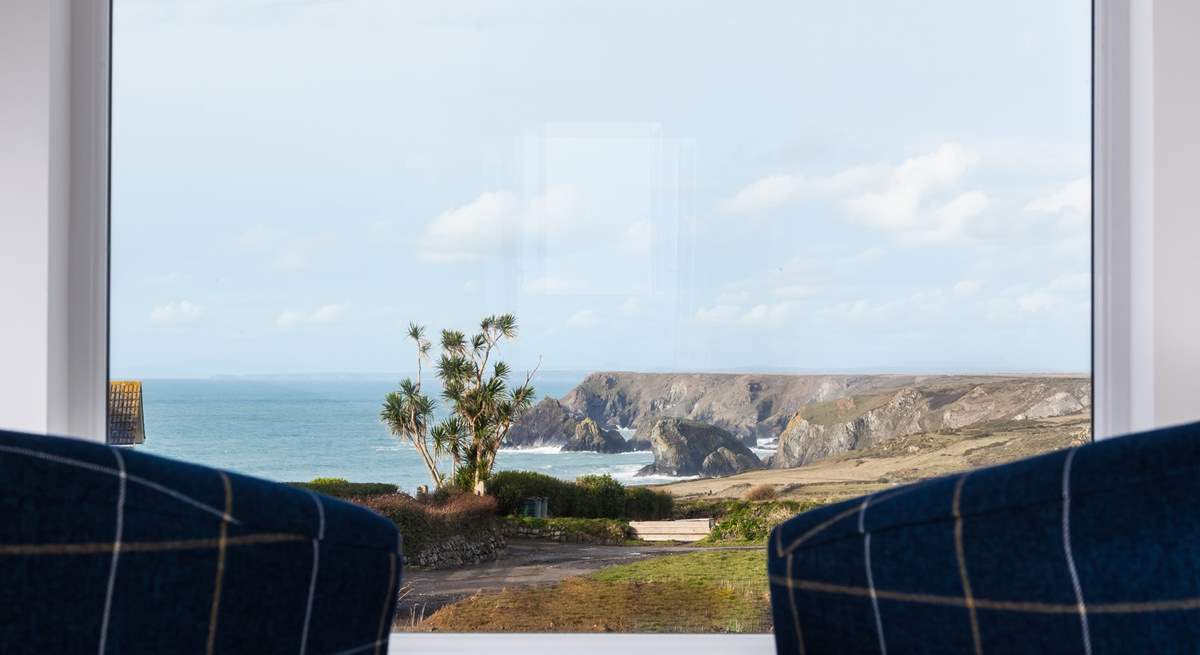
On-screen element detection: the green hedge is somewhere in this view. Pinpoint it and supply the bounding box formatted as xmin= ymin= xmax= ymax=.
xmin=704 ymin=500 xmax=823 ymax=543
xmin=289 ymin=477 xmax=399 ymax=499
xmin=501 ymin=516 xmax=630 ymax=544
xmin=486 ymin=471 xmax=673 ymax=520
xmin=357 ymin=493 xmax=498 ymax=561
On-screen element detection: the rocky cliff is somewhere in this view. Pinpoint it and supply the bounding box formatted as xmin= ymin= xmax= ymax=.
xmin=562 ymin=418 xmax=630 ymax=454
xmin=561 ymin=372 xmax=927 ymax=445
xmin=771 ymin=377 xmax=1091 ymax=467
xmin=505 ymin=398 xmax=583 ymax=448
xmin=636 ymin=417 xmax=763 ymax=477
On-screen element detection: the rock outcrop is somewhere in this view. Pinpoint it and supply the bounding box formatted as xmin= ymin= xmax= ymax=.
xmin=505 ymin=398 xmax=584 ymax=448
xmin=636 ymin=418 xmax=763 ymax=478
xmin=562 ymin=372 xmax=925 ymax=446
xmin=562 ymin=418 xmax=630 ymax=454
xmin=772 ymin=378 xmax=1092 ymax=468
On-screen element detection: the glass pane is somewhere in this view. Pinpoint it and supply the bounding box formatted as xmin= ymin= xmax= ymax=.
xmin=111 ymin=0 xmax=1091 ymax=634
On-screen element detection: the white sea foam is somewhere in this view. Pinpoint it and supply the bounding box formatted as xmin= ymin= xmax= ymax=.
xmin=500 ymin=445 xmax=565 ymax=454
xmin=608 ymin=463 xmax=700 ymax=486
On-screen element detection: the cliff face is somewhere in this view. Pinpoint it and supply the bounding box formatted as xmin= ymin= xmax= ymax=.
xmin=562 ymin=418 xmax=630 ymax=454
xmin=772 ymin=378 xmax=1091 ymax=468
xmin=635 ymin=417 xmax=763 ymax=477
xmin=561 ymin=372 xmax=924 ymax=445
xmin=505 ymin=398 xmax=583 ymax=448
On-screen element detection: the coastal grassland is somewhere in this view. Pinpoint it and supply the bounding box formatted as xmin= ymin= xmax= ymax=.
xmin=797 ymin=391 xmax=895 ymax=425
xmin=653 ymin=413 xmax=1092 ymax=504
xmin=415 ymin=549 xmax=770 ymax=633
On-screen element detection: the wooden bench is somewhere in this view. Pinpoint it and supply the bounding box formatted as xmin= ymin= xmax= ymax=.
xmin=628 ymin=518 xmax=714 ymax=542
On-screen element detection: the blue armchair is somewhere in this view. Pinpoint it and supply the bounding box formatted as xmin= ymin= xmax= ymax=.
xmin=769 ymin=422 xmax=1200 ymax=654
xmin=0 ymin=429 xmax=401 ymax=654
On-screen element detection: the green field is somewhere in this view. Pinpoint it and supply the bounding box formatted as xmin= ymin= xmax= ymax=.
xmin=416 ymin=549 xmax=771 ymax=633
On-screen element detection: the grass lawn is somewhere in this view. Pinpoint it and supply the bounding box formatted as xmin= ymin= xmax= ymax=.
xmin=414 ymin=550 xmax=771 ymax=633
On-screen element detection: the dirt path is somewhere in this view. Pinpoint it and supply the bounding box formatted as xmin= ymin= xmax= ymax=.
xmin=397 ymin=540 xmax=760 ymax=621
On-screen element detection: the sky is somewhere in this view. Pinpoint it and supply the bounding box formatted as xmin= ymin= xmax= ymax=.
xmin=110 ymin=0 xmax=1092 ymax=379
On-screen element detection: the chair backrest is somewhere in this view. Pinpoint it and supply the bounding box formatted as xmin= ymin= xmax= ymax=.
xmin=0 ymin=429 xmax=402 ymax=654
xmin=768 ymin=421 xmax=1200 ymax=654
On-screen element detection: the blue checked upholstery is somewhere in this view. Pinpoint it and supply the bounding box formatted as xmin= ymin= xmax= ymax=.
xmin=0 ymin=429 xmax=401 ymax=654
xmin=769 ymin=422 xmax=1200 ymax=655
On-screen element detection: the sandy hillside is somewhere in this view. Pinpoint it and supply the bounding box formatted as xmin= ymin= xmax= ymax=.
xmin=651 ymin=413 xmax=1091 ymax=504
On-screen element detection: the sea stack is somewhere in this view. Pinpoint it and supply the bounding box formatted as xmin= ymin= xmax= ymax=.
xmin=635 ymin=417 xmax=763 ymax=478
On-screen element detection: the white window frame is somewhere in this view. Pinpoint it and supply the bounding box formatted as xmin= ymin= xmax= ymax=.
xmin=9 ymin=0 xmax=1200 ymax=652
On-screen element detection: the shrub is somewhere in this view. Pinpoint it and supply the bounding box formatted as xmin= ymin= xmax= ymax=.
xmin=706 ymin=500 xmax=821 ymax=543
xmin=357 ymin=493 xmax=497 ymax=560
xmin=290 ymin=478 xmax=399 ymax=499
xmin=673 ymin=498 xmax=743 ymax=520
xmin=486 ymin=470 xmax=673 ymax=520
xmin=623 ymin=486 xmax=674 ymax=520
xmin=487 ymin=471 xmax=579 ymax=516
xmin=744 ymin=484 xmax=778 ymax=501
xmin=575 ymin=474 xmax=626 ymax=518
xmin=501 ymin=516 xmax=630 ymax=543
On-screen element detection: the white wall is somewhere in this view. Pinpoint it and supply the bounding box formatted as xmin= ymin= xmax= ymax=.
xmin=0 ymin=0 xmax=108 ymax=439
xmin=0 ymin=1 xmax=60 ymax=434
xmin=1151 ymin=0 xmax=1200 ymax=428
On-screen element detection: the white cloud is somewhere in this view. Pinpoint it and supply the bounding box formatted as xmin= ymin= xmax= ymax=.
xmin=953 ymin=279 xmax=980 ymax=296
xmin=275 ymin=311 xmax=304 ymax=329
xmin=845 ymin=143 xmax=987 ymax=244
xmin=771 ymin=285 xmax=815 ymax=299
xmin=694 ymin=304 xmax=741 ymax=322
xmin=525 ymin=185 xmax=578 ymax=240
xmin=462 ymin=280 xmax=481 ymax=293
xmin=1019 ymin=291 xmax=1060 ymax=313
xmin=721 ymin=165 xmax=886 ymax=214
xmin=419 ymin=191 xmax=518 ymax=263
xmin=150 ymin=300 xmax=203 ymax=324
xmin=817 ymin=299 xmax=878 ymax=322
xmin=715 ymin=289 xmax=751 ymax=305
xmin=723 ymin=143 xmax=988 ymax=245
xmin=308 ymin=303 xmax=347 ymax=323
xmin=740 ymin=302 xmax=792 ymax=326
xmin=1025 ymin=178 xmax=1090 ymax=227
xmin=276 ymin=302 xmax=349 ymax=329
xmin=566 ymin=309 xmax=597 ymax=328
xmin=420 ymin=186 xmax=579 ymax=263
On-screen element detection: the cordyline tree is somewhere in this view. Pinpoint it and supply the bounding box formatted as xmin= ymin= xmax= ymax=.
xmin=380 ymin=314 xmax=538 ymax=494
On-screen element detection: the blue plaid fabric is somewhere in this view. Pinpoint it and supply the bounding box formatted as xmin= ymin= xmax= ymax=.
xmin=769 ymin=422 xmax=1200 ymax=655
xmin=0 ymin=429 xmax=401 ymax=654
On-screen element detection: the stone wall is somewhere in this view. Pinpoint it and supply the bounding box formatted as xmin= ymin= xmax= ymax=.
xmin=407 ymin=526 xmax=506 ymax=570
xmin=501 ymin=517 xmax=630 ymax=545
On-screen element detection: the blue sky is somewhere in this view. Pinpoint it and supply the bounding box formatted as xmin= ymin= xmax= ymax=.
xmin=110 ymin=0 xmax=1091 ymax=378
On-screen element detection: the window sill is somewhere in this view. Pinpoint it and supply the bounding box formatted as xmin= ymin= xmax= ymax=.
xmin=389 ymin=633 xmax=774 ymax=655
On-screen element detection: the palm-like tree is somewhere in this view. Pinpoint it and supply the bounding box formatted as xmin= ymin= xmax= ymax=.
xmin=437 ymin=314 xmax=537 ymax=493
xmin=379 ymin=324 xmax=444 ymax=489
xmin=383 ymin=315 xmax=537 ymax=493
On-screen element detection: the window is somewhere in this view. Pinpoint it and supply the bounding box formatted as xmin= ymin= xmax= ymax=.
xmin=110 ymin=0 xmax=1091 ymax=636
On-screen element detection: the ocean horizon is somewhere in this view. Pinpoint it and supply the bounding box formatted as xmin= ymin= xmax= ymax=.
xmin=135 ymin=374 xmax=719 ymax=491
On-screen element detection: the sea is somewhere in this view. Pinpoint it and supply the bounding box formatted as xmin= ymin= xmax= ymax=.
xmin=136 ymin=372 xmax=709 ymax=491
